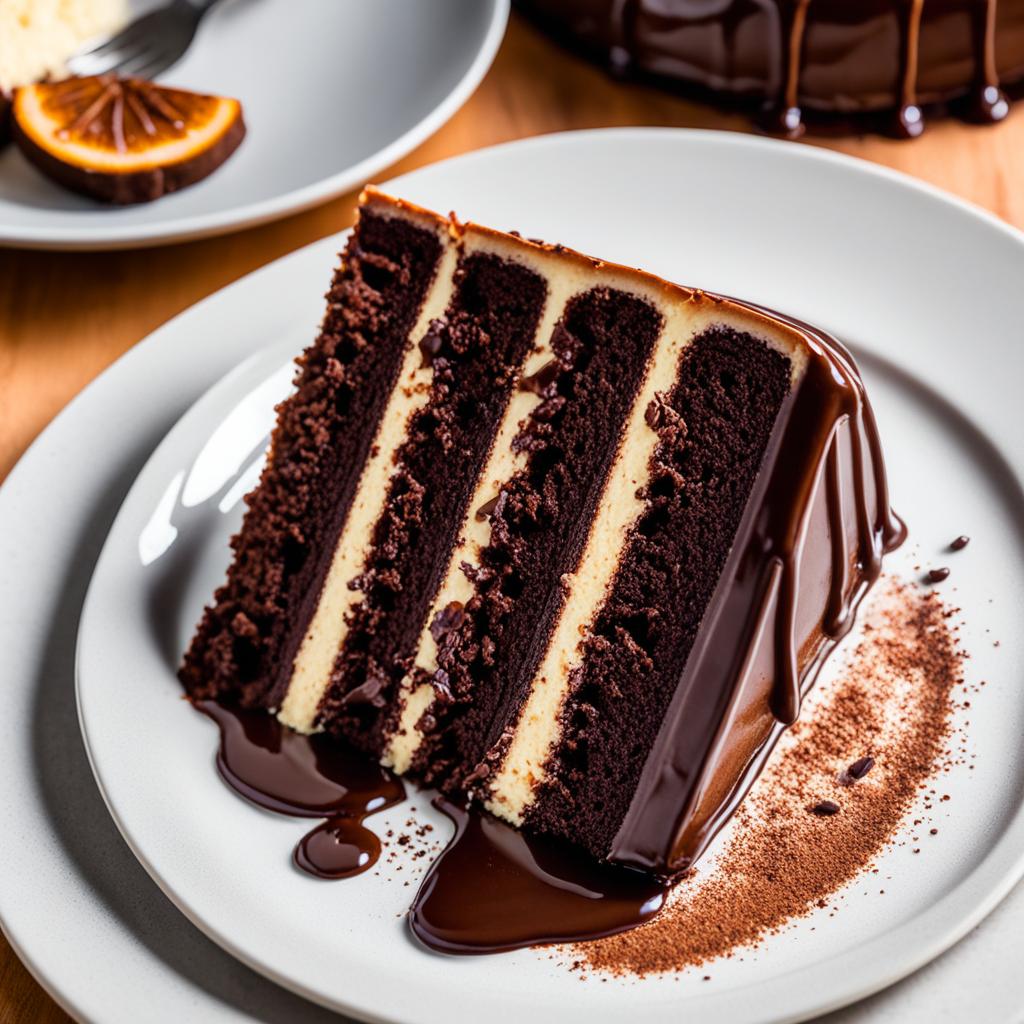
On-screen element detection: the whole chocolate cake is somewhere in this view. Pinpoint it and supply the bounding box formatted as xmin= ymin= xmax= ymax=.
xmin=518 ymin=0 xmax=1024 ymax=137
xmin=181 ymin=188 xmax=903 ymax=878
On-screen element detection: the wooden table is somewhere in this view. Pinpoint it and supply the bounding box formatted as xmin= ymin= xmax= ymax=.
xmin=2 ymin=14 xmax=1022 ymax=1022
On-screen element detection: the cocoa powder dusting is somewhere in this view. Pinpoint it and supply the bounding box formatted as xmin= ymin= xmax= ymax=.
xmin=576 ymin=580 xmax=964 ymax=976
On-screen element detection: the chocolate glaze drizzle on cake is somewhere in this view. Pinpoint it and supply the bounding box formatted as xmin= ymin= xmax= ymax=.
xmin=410 ymin=800 xmax=667 ymax=954
xmin=519 ymin=0 xmax=1024 ymax=137
xmin=599 ymin=321 xmax=904 ymax=874
xmin=195 ymin=700 xmax=404 ymax=879
xmin=182 ymin=188 xmax=904 ymax=952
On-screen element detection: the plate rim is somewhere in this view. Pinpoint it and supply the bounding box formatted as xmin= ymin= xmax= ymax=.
xmin=5 ymin=126 xmax=1020 ymax=1023
xmin=0 ymin=0 xmax=509 ymax=252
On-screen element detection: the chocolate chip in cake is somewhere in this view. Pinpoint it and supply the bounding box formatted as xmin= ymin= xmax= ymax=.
xmin=475 ymin=494 xmax=500 ymax=521
xmin=430 ymin=601 xmax=465 ymax=641
xmin=519 ymin=358 xmax=560 ymax=395
xmin=339 ymin=669 xmax=388 ymax=708
xmin=418 ymin=320 xmax=445 ymax=366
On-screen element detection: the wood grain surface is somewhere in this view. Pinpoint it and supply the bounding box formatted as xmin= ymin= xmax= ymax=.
xmin=1 ymin=13 xmax=1022 ymax=1022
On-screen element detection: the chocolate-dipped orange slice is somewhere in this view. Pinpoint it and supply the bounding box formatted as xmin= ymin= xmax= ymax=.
xmin=12 ymin=75 xmax=245 ymax=204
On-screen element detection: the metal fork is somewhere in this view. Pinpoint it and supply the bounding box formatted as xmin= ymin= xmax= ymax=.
xmin=67 ymin=0 xmax=223 ymax=80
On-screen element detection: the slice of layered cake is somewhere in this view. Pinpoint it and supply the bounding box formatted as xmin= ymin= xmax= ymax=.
xmin=181 ymin=188 xmax=903 ymax=877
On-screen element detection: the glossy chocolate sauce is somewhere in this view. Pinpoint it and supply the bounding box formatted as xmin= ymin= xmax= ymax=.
xmin=608 ymin=310 xmax=905 ymax=874
xmin=765 ymin=335 xmax=906 ymax=726
xmin=521 ymin=0 xmax=1021 ymax=137
xmin=971 ymin=0 xmax=1011 ymax=121
xmin=895 ymin=0 xmax=926 ymax=138
xmin=767 ymin=0 xmax=811 ymax=138
xmin=194 ymin=700 xmax=404 ymax=879
xmin=409 ymin=799 xmax=667 ymax=954
xmin=769 ymin=0 xmax=1015 ymax=135
xmin=195 ymin=701 xmax=670 ymax=950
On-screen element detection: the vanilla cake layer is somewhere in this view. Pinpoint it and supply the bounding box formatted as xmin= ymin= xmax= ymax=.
xmin=182 ymin=190 xmax=903 ymax=876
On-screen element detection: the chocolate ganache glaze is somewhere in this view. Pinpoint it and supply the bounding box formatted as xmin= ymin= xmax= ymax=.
xmin=410 ymin=800 xmax=668 ymax=954
xmin=609 ymin=308 xmax=905 ymax=874
xmin=189 ymin=295 xmax=902 ymax=949
xmin=195 ymin=700 xmax=404 ymax=879
xmin=517 ymin=0 xmax=1024 ymax=136
xmin=194 ymin=702 xmax=670 ymax=951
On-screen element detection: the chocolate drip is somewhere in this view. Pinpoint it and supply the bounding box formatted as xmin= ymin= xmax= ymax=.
xmin=765 ymin=0 xmax=811 ymax=138
xmin=766 ymin=338 xmax=904 ymax=725
xmin=605 ymin=0 xmax=640 ymax=74
xmin=522 ymin=0 xmax=1021 ymax=136
xmin=194 ymin=700 xmax=404 ymax=879
xmin=746 ymin=340 xmax=902 ymax=727
xmin=971 ymin=0 xmax=1010 ymax=122
xmin=822 ymin=435 xmax=850 ymax=635
xmin=895 ymin=0 xmax=925 ymax=137
xmin=409 ymin=800 xmax=667 ymax=954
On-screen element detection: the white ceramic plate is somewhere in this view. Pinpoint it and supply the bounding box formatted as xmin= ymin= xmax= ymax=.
xmin=73 ymin=130 xmax=1024 ymax=1024
xmin=0 ymin=0 xmax=507 ymax=251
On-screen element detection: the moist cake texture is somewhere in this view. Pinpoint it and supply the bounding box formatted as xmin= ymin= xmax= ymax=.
xmin=181 ymin=188 xmax=903 ymax=876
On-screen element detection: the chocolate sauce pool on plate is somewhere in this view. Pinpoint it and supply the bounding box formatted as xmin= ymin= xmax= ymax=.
xmin=195 ymin=700 xmax=404 ymax=879
xmin=409 ymin=800 xmax=668 ymax=955
xmin=195 ymin=701 xmax=668 ymax=949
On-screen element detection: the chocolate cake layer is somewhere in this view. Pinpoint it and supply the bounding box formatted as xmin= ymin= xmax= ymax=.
xmin=313 ymin=252 xmax=547 ymax=754
xmin=408 ymin=286 xmax=663 ymax=787
xmin=520 ymin=0 xmax=1024 ymax=136
xmin=180 ymin=201 xmax=445 ymax=708
xmin=525 ymin=326 xmax=791 ymax=860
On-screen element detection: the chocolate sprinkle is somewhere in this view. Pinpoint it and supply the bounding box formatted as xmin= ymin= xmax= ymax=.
xmin=429 ymin=601 xmax=465 ymax=642
xmin=810 ymin=800 xmax=841 ymax=816
xmin=519 ymin=358 xmax=560 ymax=395
xmin=475 ymin=494 xmax=500 ymax=522
xmin=418 ymin=320 xmax=445 ymax=366
xmin=845 ymin=755 xmax=875 ymax=781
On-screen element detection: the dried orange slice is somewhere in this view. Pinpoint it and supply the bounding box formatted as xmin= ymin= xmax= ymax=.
xmin=12 ymin=74 xmax=245 ymax=204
